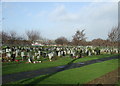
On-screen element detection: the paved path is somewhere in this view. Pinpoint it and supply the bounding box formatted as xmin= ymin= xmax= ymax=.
xmin=2 ymin=55 xmax=119 ymax=84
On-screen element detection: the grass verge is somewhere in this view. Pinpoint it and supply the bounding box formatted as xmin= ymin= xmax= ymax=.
xmin=8 ymin=59 xmax=119 ymax=84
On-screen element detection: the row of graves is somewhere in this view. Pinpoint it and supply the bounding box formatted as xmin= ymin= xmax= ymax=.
xmin=1 ymin=45 xmax=119 ymax=63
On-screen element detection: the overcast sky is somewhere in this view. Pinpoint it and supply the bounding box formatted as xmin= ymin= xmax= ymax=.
xmin=2 ymin=1 xmax=118 ymax=41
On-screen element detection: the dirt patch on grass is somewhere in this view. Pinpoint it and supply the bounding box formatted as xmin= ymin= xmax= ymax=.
xmin=86 ymin=67 xmax=120 ymax=85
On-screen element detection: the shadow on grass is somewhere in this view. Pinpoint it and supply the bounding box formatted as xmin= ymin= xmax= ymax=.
xmin=20 ymin=58 xmax=80 ymax=85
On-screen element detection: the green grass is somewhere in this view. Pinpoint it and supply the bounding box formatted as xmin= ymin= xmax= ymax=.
xmin=9 ymin=59 xmax=119 ymax=84
xmin=116 ymin=80 xmax=120 ymax=86
xmin=2 ymin=54 xmax=119 ymax=75
xmin=73 ymin=54 xmax=118 ymax=63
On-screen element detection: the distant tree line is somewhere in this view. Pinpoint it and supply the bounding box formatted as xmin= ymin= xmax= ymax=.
xmin=1 ymin=26 xmax=119 ymax=47
xmin=55 ymin=27 xmax=119 ymax=47
xmin=0 ymin=30 xmax=41 ymax=46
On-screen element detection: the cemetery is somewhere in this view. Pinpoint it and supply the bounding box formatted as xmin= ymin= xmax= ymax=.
xmin=1 ymin=1 xmax=120 ymax=85
xmin=1 ymin=45 xmax=120 ymax=85
xmin=1 ymin=25 xmax=120 ymax=85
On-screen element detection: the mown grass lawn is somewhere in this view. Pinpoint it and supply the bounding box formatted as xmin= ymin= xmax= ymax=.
xmin=116 ymin=81 xmax=120 ymax=86
xmin=9 ymin=59 xmax=119 ymax=84
xmin=2 ymin=54 xmax=119 ymax=75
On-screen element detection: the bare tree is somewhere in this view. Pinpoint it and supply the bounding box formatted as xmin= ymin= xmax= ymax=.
xmin=108 ymin=26 xmax=119 ymax=42
xmin=72 ymin=30 xmax=87 ymax=46
xmin=55 ymin=37 xmax=69 ymax=45
xmin=0 ymin=31 xmax=8 ymax=40
xmin=1 ymin=30 xmax=32 ymax=45
xmin=9 ymin=30 xmax=17 ymax=40
xmin=7 ymin=30 xmax=23 ymax=45
xmin=0 ymin=31 xmax=10 ymax=45
xmin=26 ymin=30 xmax=41 ymax=42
